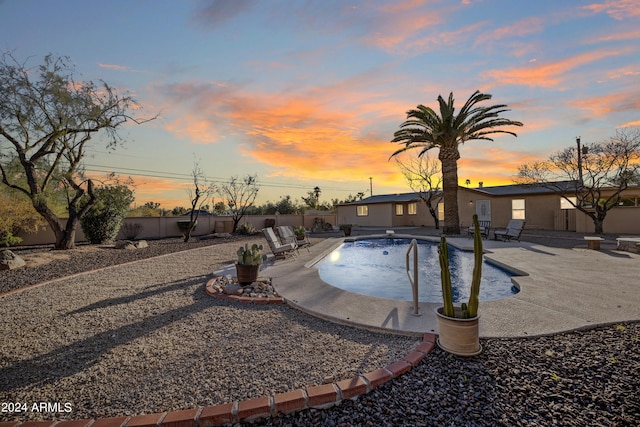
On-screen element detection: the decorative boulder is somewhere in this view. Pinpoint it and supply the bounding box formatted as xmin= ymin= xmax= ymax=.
xmin=0 ymin=249 xmax=26 ymax=271
xmin=115 ymin=240 xmax=148 ymax=250
xmin=115 ymin=240 xmax=137 ymax=250
xmin=133 ymin=240 xmax=148 ymax=249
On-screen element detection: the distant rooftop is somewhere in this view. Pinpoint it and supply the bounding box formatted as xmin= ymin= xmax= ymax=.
xmin=468 ymin=181 xmax=578 ymax=196
xmin=339 ymin=181 xmax=579 ymax=205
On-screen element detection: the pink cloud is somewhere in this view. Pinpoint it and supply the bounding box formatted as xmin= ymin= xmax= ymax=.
xmin=582 ymin=0 xmax=640 ymax=20
xmin=97 ymin=63 xmax=143 ymax=73
xmin=568 ymin=90 xmax=640 ymax=116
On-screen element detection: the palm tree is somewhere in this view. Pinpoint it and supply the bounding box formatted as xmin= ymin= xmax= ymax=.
xmin=390 ymin=90 xmax=523 ymax=234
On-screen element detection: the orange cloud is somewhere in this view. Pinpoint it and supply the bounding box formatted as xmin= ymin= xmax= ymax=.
xmin=157 ymin=78 xmax=407 ymax=187
xmin=619 ymin=120 xmax=640 ymax=128
xmin=457 ymin=147 xmax=546 ymax=185
xmin=164 ymin=115 xmax=220 ymax=144
xmin=483 ymin=48 xmax=630 ymax=88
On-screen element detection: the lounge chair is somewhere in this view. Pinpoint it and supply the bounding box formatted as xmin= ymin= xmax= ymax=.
xmin=262 ymin=227 xmax=298 ymax=259
xmin=467 ymin=220 xmax=491 ymax=239
xmin=277 ymin=225 xmax=310 ymax=252
xmin=493 ymin=219 xmax=526 ymax=242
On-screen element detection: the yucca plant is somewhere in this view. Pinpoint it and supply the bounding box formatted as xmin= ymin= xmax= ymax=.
xmin=438 ymin=214 xmax=483 ymax=318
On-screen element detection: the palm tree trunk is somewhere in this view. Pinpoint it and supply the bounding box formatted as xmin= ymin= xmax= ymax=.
xmin=439 ymin=146 xmax=461 ymax=235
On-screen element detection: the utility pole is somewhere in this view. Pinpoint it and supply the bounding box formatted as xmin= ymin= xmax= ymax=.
xmin=576 ymin=136 xmax=583 ymax=187
xmin=369 ymin=177 xmax=373 ymax=196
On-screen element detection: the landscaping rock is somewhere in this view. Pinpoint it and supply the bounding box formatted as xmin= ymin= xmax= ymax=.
xmin=0 ymin=249 xmax=26 ymax=270
xmin=223 ymin=283 xmax=243 ymax=295
xmin=114 ymin=240 xmax=148 ymax=250
xmin=133 ymin=240 xmax=148 ymax=249
xmin=114 ymin=240 xmax=136 ymax=250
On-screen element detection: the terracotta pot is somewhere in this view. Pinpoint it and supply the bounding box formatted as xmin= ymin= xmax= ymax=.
xmin=435 ymin=306 xmax=482 ymax=357
xmin=235 ymin=264 xmax=260 ymax=285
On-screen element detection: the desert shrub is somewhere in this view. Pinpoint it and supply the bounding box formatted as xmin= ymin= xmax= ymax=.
xmin=0 ymin=232 xmax=22 ymax=247
xmin=81 ymin=185 xmax=134 ymax=244
xmin=236 ymin=222 xmax=257 ymax=235
xmin=0 ymin=192 xmax=44 ymax=247
xmin=121 ymin=222 xmax=143 ymax=240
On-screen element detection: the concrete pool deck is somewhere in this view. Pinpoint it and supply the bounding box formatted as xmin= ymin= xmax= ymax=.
xmin=262 ymin=234 xmax=640 ymax=338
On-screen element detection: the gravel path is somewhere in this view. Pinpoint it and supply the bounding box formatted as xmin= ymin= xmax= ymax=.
xmin=1 ymin=236 xmax=639 ymax=426
xmin=0 ymin=237 xmax=418 ymax=421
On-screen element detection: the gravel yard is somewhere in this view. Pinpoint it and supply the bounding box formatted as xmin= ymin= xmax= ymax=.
xmin=1 ymin=235 xmax=638 ymax=426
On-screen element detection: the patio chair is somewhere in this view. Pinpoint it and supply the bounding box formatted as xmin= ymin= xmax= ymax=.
xmin=277 ymin=225 xmax=311 ymax=252
xmin=467 ymin=220 xmax=491 ymax=239
xmin=262 ymin=227 xmax=298 ymax=259
xmin=493 ymin=219 xmax=526 ymax=242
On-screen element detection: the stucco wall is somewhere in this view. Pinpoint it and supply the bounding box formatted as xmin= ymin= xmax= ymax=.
xmin=15 ymin=214 xmax=337 ymax=246
xmin=336 ymin=203 xmax=393 ymax=227
xmin=576 ymin=207 xmax=640 ymax=234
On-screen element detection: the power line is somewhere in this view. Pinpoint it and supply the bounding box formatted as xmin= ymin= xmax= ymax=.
xmin=83 ymin=163 xmax=363 ymax=193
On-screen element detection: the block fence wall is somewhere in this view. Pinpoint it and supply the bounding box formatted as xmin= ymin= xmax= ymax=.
xmin=15 ymin=214 xmax=338 ymax=247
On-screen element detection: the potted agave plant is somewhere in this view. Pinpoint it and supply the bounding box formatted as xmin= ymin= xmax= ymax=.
xmin=235 ymin=243 xmax=267 ymax=285
xmin=436 ymin=214 xmax=483 ymax=356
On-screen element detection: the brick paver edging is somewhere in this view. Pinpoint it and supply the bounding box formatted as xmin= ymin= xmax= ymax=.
xmin=1 ymin=334 xmax=436 ymax=427
xmin=205 ymin=277 xmax=285 ymax=304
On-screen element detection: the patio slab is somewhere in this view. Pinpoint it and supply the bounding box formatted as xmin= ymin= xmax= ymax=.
xmin=262 ymin=234 xmax=640 ymax=338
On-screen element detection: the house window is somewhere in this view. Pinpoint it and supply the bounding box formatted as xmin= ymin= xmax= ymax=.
xmin=512 ymin=199 xmax=525 ymax=219
xmin=408 ymin=202 xmax=417 ymax=215
xmin=395 ymin=204 xmax=404 ymax=215
xmin=357 ymin=205 xmax=368 ymax=216
xmin=560 ymin=197 xmax=577 ymax=209
xmin=437 ymin=202 xmax=444 ymax=221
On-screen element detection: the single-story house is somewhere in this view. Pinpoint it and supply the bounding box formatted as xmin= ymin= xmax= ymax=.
xmin=336 ymin=182 xmax=640 ymax=234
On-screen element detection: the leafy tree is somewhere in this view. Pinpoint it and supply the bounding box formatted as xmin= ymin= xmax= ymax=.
xmin=395 ymin=153 xmax=443 ymax=228
xmin=0 ymin=52 xmax=154 ymax=249
xmin=517 ymin=128 xmax=640 ymax=234
xmin=331 ymin=193 xmax=366 ymax=206
xmin=391 ymin=90 xmax=522 ymax=234
xmin=128 ymin=204 xmax=162 ymax=217
xmin=80 ymin=184 xmax=134 ymax=243
xmin=213 ymin=201 xmax=227 ymax=215
xmin=301 ymin=186 xmax=322 ymax=210
xmin=218 ymin=175 xmax=259 ymax=233
xmin=257 ymin=195 xmax=303 ymax=214
xmin=170 ymin=206 xmax=188 ymax=216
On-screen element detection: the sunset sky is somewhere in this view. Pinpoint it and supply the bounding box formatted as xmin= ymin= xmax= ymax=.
xmin=2 ymin=0 xmax=639 ymax=209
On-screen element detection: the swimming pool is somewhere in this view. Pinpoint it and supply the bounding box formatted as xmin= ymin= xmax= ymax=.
xmin=315 ymin=237 xmax=519 ymax=302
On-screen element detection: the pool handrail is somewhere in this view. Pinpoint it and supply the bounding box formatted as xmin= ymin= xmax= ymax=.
xmin=405 ymin=239 xmax=421 ymax=316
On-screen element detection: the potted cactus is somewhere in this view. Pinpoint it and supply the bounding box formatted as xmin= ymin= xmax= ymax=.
xmin=235 ymin=243 xmax=267 ymax=285
xmin=435 ymin=214 xmax=483 ymax=356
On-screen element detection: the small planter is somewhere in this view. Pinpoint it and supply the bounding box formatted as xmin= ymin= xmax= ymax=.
xmin=339 ymin=224 xmax=352 ymax=236
xmin=435 ymin=306 xmax=481 ymax=357
xmin=235 ymin=263 xmax=260 ymax=286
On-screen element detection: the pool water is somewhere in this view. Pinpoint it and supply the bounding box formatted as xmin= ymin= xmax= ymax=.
xmin=315 ymin=238 xmax=519 ymax=302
